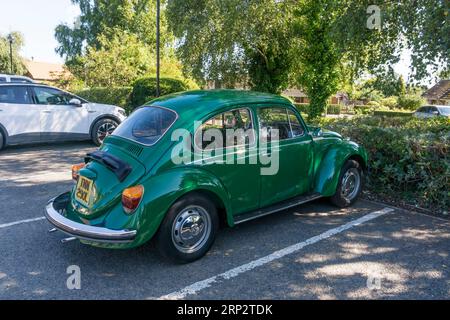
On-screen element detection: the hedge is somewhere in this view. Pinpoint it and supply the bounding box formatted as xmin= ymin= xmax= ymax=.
xmin=75 ymin=87 xmax=133 ymax=112
xmin=373 ymin=110 xmax=413 ymax=117
xmin=294 ymin=103 xmax=341 ymax=115
xmin=129 ymin=77 xmax=189 ymax=108
xmin=317 ymin=116 xmax=450 ymax=212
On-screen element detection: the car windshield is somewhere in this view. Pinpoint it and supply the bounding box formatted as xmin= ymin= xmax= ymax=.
xmin=439 ymin=106 xmax=450 ymax=116
xmin=112 ymin=106 xmax=177 ymax=145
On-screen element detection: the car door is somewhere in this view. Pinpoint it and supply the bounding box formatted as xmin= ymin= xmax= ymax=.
xmin=257 ymin=106 xmax=314 ymax=208
xmin=0 ymin=85 xmax=42 ymax=143
xmin=193 ymin=107 xmax=260 ymax=215
xmin=31 ymin=86 xmax=90 ymax=141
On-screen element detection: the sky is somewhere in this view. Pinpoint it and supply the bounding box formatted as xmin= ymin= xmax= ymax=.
xmin=0 ymin=0 xmax=80 ymax=63
xmin=0 ymin=0 xmax=436 ymax=87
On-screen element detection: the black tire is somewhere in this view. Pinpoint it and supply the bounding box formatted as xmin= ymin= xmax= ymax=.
xmin=91 ymin=118 xmax=119 ymax=146
xmin=330 ymin=160 xmax=364 ymax=208
xmin=0 ymin=129 xmax=5 ymax=151
xmin=155 ymin=193 xmax=219 ymax=264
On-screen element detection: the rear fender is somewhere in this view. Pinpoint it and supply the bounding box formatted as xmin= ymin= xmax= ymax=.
xmin=136 ymin=167 xmax=232 ymax=244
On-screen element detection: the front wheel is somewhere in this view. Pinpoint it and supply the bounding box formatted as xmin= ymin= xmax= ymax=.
xmin=91 ymin=118 xmax=119 ymax=146
xmin=330 ymin=160 xmax=363 ymax=208
xmin=155 ymin=194 xmax=219 ymax=263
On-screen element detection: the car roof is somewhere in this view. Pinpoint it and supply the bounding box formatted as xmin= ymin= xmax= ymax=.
xmin=149 ymin=90 xmax=292 ymax=118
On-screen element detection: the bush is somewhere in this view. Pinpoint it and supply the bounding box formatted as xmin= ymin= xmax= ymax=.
xmin=75 ymin=87 xmax=132 ymax=112
xmin=397 ymin=94 xmax=425 ymax=110
xmin=380 ymin=96 xmax=399 ymax=109
xmin=327 ymin=104 xmax=341 ymax=115
xmin=317 ymin=116 xmax=450 ymax=211
xmin=366 ymin=101 xmax=381 ymax=107
xmin=354 ymin=105 xmax=374 ymax=115
xmin=130 ymin=77 xmax=189 ymax=109
xmin=373 ymin=110 xmax=413 ymax=117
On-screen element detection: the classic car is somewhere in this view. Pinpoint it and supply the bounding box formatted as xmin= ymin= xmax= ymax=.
xmin=45 ymin=90 xmax=367 ymax=263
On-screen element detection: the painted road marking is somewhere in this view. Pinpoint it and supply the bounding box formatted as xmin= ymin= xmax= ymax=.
xmin=159 ymin=207 xmax=395 ymax=300
xmin=0 ymin=216 xmax=46 ymax=229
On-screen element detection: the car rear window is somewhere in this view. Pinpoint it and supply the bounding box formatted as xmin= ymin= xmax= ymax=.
xmin=112 ymin=106 xmax=177 ymax=146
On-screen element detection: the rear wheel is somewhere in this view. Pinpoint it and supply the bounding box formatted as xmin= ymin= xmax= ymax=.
xmin=330 ymin=160 xmax=363 ymax=208
xmin=156 ymin=193 xmax=219 ymax=263
xmin=0 ymin=129 xmax=4 ymax=151
xmin=91 ymin=118 xmax=118 ymax=146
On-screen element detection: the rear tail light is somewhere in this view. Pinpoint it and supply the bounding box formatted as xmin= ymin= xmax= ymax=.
xmin=72 ymin=163 xmax=85 ymax=182
xmin=122 ymin=185 xmax=144 ymax=214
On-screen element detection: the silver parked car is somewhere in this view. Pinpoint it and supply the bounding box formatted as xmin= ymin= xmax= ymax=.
xmin=0 ymin=74 xmax=35 ymax=83
xmin=414 ymin=105 xmax=450 ymax=118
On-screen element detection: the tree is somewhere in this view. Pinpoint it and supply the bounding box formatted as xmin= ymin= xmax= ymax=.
xmin=166 ymin=0 xmax=294 ymax=93
xmin=71 ymin=30 xmax=154 ymax=87
xmin=166 ymin=0 xmax=415 ymax=118
xmin=55 ymin=0 xmax=168 ymax=60
xmin=0 ymin=32 xmax=26 ymax=75
xmin=293 ymin=0 xmax=340 ymax=119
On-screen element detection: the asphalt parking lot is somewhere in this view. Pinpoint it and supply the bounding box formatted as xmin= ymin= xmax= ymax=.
xmin=0 ymin=143 xmax=449 ymax=300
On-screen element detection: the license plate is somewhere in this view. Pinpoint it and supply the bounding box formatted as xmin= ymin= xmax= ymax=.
xmin=75 ymin=176 xmax=94 ymax=207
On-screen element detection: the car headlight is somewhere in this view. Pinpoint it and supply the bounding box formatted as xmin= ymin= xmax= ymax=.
xmin=117 ymin=108 xmax=127 ymax=117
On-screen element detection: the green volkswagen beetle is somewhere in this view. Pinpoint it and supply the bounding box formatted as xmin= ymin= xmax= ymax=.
xmin=45 ymin=90 xmax=367 ymax=263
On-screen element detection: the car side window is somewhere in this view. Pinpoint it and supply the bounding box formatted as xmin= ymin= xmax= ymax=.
xmin=0 ymin=77 xmax=6 ymax=82
xmin=257 ymin=107 xmax=292 ymax=141
xmin=195 ymin=108 xmax=255 ymax=150
xmin=11 ymin=77 xmax=30 ymax=83
xmin=33 ymin=87 xmax=73 ymax=105
xmin=287 ymin=109 xmax=305 ymax=137
xmin=0 ymin=86 xmax=32 ymax=104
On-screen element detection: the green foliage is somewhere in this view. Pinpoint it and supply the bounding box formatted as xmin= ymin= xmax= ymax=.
xmin=69 ymin=30 xmax=154 ymax=87
xmin=380 ymin=96 xmax=399 ymax=109
xmin=0 ymin=32 xmax=26 ymax=75
xmin=130 ymin=77 xmax=188 ymax=108
xmin=75 ymin=87 xmax=133 ymax=111
xmin=55 ymin=0 xmax=167 ymax=59
xmin=397 ymin=94 xmax=425 ymax=110
xmin=326 ymin=104 xmax=341 ymax=115
xmin=354 ymin=105 xmax=374 ymax=115
xmin=293 ymin=0 xmax=340 ymax=120
xmin=318 ymin=116 xmax=450 ymax=211
xmin=373 ymin=110 xmax=413 ymax=117
xmin=295 ymin=103 xmax=341 ymax=115
xmin=166 ymin=0 xmax=293 ymax=93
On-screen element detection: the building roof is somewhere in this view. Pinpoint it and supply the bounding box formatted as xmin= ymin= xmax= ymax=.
xmin=422 ymin=80 xmax=450 ymax=100
xmin=22 ymin=59 xmax=70 ymax=81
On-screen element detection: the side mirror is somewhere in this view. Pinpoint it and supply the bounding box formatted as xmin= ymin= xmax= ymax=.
xmin=69 ymin=98 xmax=82 ymax=106
xmin=432 ymin=111 xmax=439 ymax=115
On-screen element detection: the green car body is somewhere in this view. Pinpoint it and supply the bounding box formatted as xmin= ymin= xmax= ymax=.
xmin=45 ymin=90 xmax=367 ymax=260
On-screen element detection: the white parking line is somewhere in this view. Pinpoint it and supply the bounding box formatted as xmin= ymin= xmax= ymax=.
xmin=0 ymin=216 xmax=46 ymax=229
xmin=159 ymin=207 xmax=395 ymax=300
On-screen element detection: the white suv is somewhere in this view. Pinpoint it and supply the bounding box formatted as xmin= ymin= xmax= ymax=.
xmin=0 ymin=84 xmax=127 ymax=150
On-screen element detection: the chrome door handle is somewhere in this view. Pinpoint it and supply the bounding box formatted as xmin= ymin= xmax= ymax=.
xmin=43 ymin=110 xmax=52 ymax=113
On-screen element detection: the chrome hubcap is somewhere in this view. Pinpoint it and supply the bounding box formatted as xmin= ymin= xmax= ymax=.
xmin=341 ymin=168 xmax=361 ymax=202
xmin=97 ymin=122 xmax=117 ymax=143
xmin=172 ymin=206 xmax=211 ymax=253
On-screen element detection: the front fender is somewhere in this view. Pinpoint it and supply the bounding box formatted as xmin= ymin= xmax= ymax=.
xmin=313 ymin=140 xmax=367 ymax=196
xmin=136 ymin=167 xmax=232 ymax=245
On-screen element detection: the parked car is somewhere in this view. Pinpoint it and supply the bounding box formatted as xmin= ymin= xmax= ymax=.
xmin=0 ymin=74 xmax=35 ymax=83
xmin=0 ymin=83 xmax=126 ymax=150
xmin=414 ymin=105 xmax=450 ymax=118
xmin=45 ymin=90 xmax=367 ymax=263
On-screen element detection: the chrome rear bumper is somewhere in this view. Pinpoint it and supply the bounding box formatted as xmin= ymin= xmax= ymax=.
xmin=44 ymin=192 xmax=137 ymax=243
